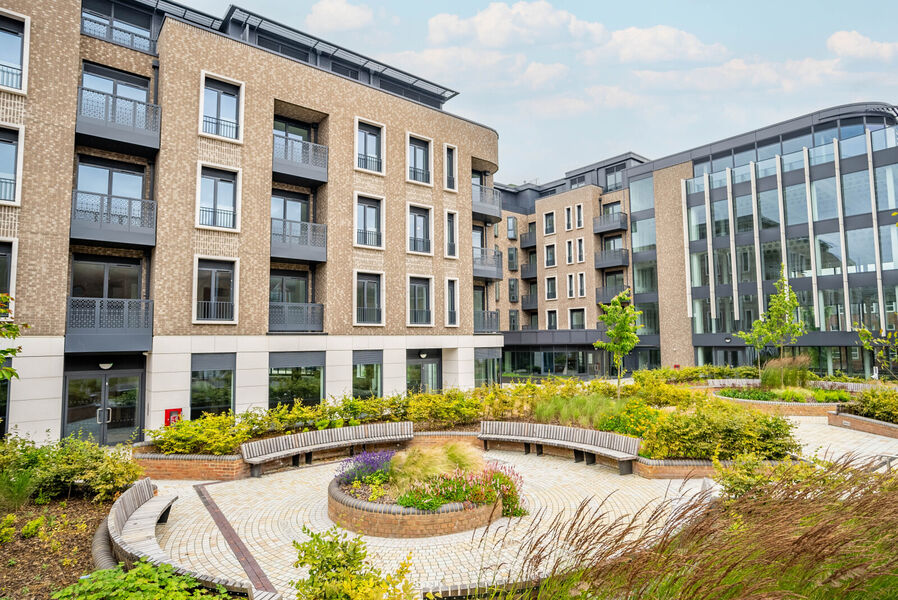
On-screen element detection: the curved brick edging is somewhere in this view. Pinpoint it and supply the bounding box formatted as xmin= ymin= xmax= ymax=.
xmin=712 ymin=392 xmax=839 ymax=416
xmin=132 ymin=451 xmax=250 ymax=481
xmin=326 ymin=478 xmax=502 ymax=538
xmin=828 ymin=411 xmax=898 ymax=439
xmin=634 ymin=456 xmax=801 ymax=479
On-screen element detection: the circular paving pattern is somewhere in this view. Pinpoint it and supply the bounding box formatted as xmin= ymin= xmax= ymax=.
xmin=157 ymin=451 xmax=706 ymax=595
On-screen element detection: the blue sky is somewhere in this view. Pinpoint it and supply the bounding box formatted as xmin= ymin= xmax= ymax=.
xmin=185 ymin=0 xmax=898 ymax=184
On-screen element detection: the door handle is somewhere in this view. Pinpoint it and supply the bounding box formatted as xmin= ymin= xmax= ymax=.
xmin=107 ymin=408 xmax=112 ymax=424
xmin=96 ymin=408 xmax=103 ymax=424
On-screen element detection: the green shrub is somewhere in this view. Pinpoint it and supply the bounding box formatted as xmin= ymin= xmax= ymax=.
xmin=713 ymin=454 xmax=849 ymax=501
xmin=0 ymin=466 xmax=38 ymax=511
xmin=640 ymin=398 xmax=800 ymax=460
xmin=845 ymin=388 xmax=898 ymax=424
xmin=395 ymin=464 xmax=525 ymax=517
xmin=593 ymin=399 xmax=659 ymax=437
xmin=718 ymin=387 xmax=776 ymax=402
xmin=812 ymin=388 xmax=851 ymax=403
xmin=148 ymin=411 xmax=251 ymax=455
xmin=0 ymin=513 xmax=13 ymax=544
xmin=637 ymin=382 xmax=699 ymax=408
xmin=51 ymin=560 xmax=231 ymax=599
xmin=19 ymin=515 xmax=44 ymax=539
xmin=761 ymin=356 xmax=810 ymax=389
xmin=292 ymin=525 xmax=414 ymax=600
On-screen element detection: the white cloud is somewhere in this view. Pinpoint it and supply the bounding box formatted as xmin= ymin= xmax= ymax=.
xmin=428 ymin=1 xmax=606 ymax=48
xmin=382 ymin=47 xmax=529 ymax=88
xmin=516 ymin=85 xmax=646 ymax=118
xmin=304 ymin=0 xmax=373 ymax=33
xmin=827 ymin=30 xmax=898 ymax=61
xmin=581 ymin=25 xmax=726 ymax=64
xmin=634 ymin=58 xmax=843 ymax=93
xmin=516 ymin=62 xmax=569 ymax=88
xmin=585 ymin=85 xmax=643 ymax=108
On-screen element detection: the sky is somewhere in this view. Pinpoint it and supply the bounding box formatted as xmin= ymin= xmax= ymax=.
xmin=184 ymin=0 xmax=898 ymax=184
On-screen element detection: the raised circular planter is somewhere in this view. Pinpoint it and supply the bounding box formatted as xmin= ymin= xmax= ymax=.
xmin=713 ymin=392 xmax=840 ymax=416
xmin=327 ymin=479 xmax=503 ymax=538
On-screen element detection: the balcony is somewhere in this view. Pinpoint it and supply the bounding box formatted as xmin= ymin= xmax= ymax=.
xmin=272 ymin=136 xmax=328 ymax=186
xmin=521 ymin=262 xmax=537 ymax=279
xmin=471 ymin=183 xmax=502 ymax=224
xmin=0 ymin=64 xmax=21 ymax=90
xmin=196 ymin=301 xmax=234 ymax=321
xmin=81 ymin=12 xmax=156 ymax=54
xmin=520 ymin=231 xmax=537 ymax=248
xmin=357 ymin=154 xmax=382 ymax=173
xmin=271 ymin=218 xmax=327 ymax=262
xmin=356 ymin=229 xmax=382 ymax=247
xmin=408 ymin=167 xmax=431 ymax=184
xmin=598 ymin=285 xmax=630 ymax=305
xmin=593 ymin=212 xmax=628 ymax=234
xmin=269 ymin=302 xmax=324 ymax=332
xmin=474 ymin=310 xmax=500 ymax=333
xmin=65 ymin=298 xmax=153 ymax=353
xmin=410 ymin=309 xmax=432 ymax=325
xmin=356 ymin=307 xmax=382 ymax=325
xmin=594 ymin=249 xmax=629 ymax=269
xmin=76 ymin=87 xmax=160 ymax=154
xmin=521 ymin=294 xmax=538 ymax=310
xmin=70 ymin=191 xmax=156 ymax=247
xmin=409 ymin=237 xmax=432 ymax=254
xmin=473 ymin=247 xmax=503 ymax=280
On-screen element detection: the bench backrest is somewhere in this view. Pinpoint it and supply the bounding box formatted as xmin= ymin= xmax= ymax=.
xmin=481 ymin=421 xmax=641 ymax=455
xmin=241 ymin=434 xmax=294 ymax=460
xmin=109 ymin=477 xmax=155 ymax=538
xmin=242 ymin=422 xmax=415 ymax=460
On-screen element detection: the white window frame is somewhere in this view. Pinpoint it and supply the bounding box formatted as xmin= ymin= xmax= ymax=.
xmin=405 ymin=131 xmax=434 ymax=188
xmin=353 ymin=269 xmax=385 ymax=327
xmin=0 ymin=236 xmax=17 ymax=318
xmin=353 ymin=191 xmax=386 ymax=251
xmin=577 ymin=237 xmax=585 ymax=263
xmin=443 ymin=142 xmax=458 ymax=192
xmin=0 ymin=9 xmax=28 ymax=96
xmin=195 ymin=161 xmax=242 ymax=233
xmin=444 ymin=209 xmax=458 ymax=259
xmin=354 ymin=116 xmax=386 ymax=176
xmin=543 ymin=211 xmax=556 ymax=235
xmin=406 ymin=201 xmax=434 ymax=256
xmin=576 ymin=204 xmax=584 ymax=228
xmin=578 ymin=272 xmax=586 ymax=297
xmin=192 ymin=254 xmax=239 ymax=325
xmin=545 ymin=276 xmax=557 ymax=301
xmin=198 ymin=70 xmax=245 ymax=145
xmin=406 ymin=273 xmax=434 ymax=327
xmin=544 ymin=243 xmax=556 ymax=268
xmin=546 ymin=309 xmax=558 ymax=330
xmin=567 ymin=273 xmax=575 ymax=298
xmin=565 ymin=240 xmax=574 ymax=264
xmin=564 ymin=206 xmax=573 ymax=231
xmin=0 ymin=120 xmax=23 ymax=206
xmin=568 ymin=307 xmax=586 ymax=330
xmin=445 ymin=277 xmax=459 ymax=327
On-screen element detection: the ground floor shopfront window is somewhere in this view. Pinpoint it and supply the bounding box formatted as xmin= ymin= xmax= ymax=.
xmin=269 ymin=366 xmax=323 ymax=408
xmin=190 ymin=353 xmax=235 ymax=420
xmin=475 ymin=357 xmax=500 ymax=387
xmin=503 ymin=348 xmax=595 ymax=378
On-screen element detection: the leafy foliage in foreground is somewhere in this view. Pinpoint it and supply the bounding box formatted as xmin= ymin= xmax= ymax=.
xmin=51 ymin=560 xmax=231 ymax=599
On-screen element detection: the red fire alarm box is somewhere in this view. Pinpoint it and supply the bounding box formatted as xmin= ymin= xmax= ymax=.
xmin=164 ymin=408 xmax=182 ymax=426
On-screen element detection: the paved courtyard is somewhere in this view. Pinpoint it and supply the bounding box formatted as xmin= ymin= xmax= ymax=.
xmin=154 ymin=418 xmax=898 ymax=594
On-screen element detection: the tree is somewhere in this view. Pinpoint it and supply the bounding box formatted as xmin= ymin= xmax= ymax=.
xmin=594 ymin=289 xmax=642 ymax=400
xmin=735 ymin=316 xmax=772 ymax=374
xmin=0 ymin=294 xmax=25 ymax=432
xmin=764 ymin=264 xmax=807 ymax=386
xmin=855 ymin=323 xmax=897 ymax=380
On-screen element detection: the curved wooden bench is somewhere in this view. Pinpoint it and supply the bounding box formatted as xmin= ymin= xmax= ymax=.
xmin=240 ymin=422 xmax=414 ymax=477
xmin=479 ymin=421 xmax=640 ymax=475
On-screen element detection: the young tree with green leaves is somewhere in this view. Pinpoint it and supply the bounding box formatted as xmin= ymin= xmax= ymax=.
xmin=0 ymin=294 xmax=25 ymax=431
xmin=764 ymin=264 xmax=807 ymax=386
xmin=855 ymin=323 xmax=897 ymax=380
xmin=594 ymin=289 xmax=642 ymax=400
xmin=735 ymin=316 xmax=772 ymax=374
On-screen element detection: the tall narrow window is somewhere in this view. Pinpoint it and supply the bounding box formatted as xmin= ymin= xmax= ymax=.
xmin=566 ymin=240 xmax=574 ymax=264
xmin=202 ymin=78 xmax=240 ymax=139
xmin=409 ymin=277 xmax=431 ymax=324
xmin=447 ymin=279 xmax=458 ymax=326
xmin=544 ymin=212 xmax=555 ymax=235
xmin=507 ymin=215 xmax=517 ymax=240
xmin=508 ymin=247 xmax=518 ymax=271
xmin=356 ymin=196 xmax=382 ymax=247
xmin=446 ymin=212 xmax=457 ymax=257
xmin=578 ymin=272 xmax=585 ymax=297
xmin=545 ymin=244 xmax=556 ymax=268
xmin=565 ymin=207 xmax=573 ymax=230
xmin=509 ymin=278 xmax=519 ymax=302
xmin=199 ymin=167 xmax=236 ymax=229
xmin=190 ymin=354 xmax=235 ymax=420
xmin=445 ymin=146 xmax=456 ymax=190
xmin=196 ymin=260 xmax=235 ymax=321
xmin=0 ymin=128 xmax=16 ymax=202
xmin=575 ymin=204 xmax=583 ymax=228
xmin=408 ymin=137 xmax=430 ymax=183
xmin=0 ymin=16 xmax=24 ymax=90
xmin=509 ymin=309 xmax=519 ymax=331
xmin=356 ymin=273 xmax=381 ymax=324
xmin=546 ymin=277 xmax=557 ymax=300
xmin=567 ymin=273 xmax=575 ymax=298
xmin=547 ymin=310 xmax=558 ymax=330
xmin=408 ymin=207 xmax=431 ymax=253
xmin=357 ymin=122 xmax=382 ymax=172
xmin=577 ymin=239 xmax=585 ymax=263
xmin=0 ymin=242 xmax=11 ymax=295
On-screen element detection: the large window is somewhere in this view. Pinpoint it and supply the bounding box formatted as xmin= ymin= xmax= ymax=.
xmin=269 ymin=272 xmax=308 ymax=304
xmin=75 ymin=158 xmax=144 ymax=224
xmin=734 ymin=194 xmax=754 ymax=233
xmin=196 ymin=260 xmax=235 ymax=321
xmin=688 ymin=205 xmax=707 ymax=241
xmin=353 ymin=351 xmax=382 ymax=399
xmin=0 ymin=15 xmax=24 ymax=90
xmin=408 ymin=206 xmax=431 ymax=253
xmin=786 ymin=237 xmax=812 ymax=278
xmin=811 ymin=177 xmax=838 ymax=221
xmin=545 ymin=277 xmax=557 ymax=300
xmin=408 ymin=136 xmax=430 ymax=183
xmin=269 ymin=352 xmax=324 ymax=408
xmin=82 ymin=0 xmax=152 ymax=53
xmin=356 ymin=273 xmax=381 ymax=324
xmin=199 ymin=167 xmax=236 ymax=229
xmin=736 ymin=245 xmax=756 ymax=283
xmin=202 ymin=77 xmax=240 ymax=139
xmin=845 ymin=227 xmax=876 ymax=273
xmin=636 ymin=302 xmax=659 ymax=334
xmin=474 ymin=349 xmax=500 ymax=387
xmin=357 ymin=122 xmax=382 ymax=172
xmin=190 ymin=354 xmax=234 ymax=420
xmin=271 ymin=191 xmax=310 ymax=242
xmin=690 ymin=251 xmax=709 ymax=287
xmin=631 ymin=218 xmax=655 ymax=252
xmin=634 ymin=261 xmax=657 ymax=293
xmin=875 ymin=164 xmax=898 ymax=211
xmin=712 ymin=199 xmax=729 ymax=237
xmin=356 ymin=196 xmax=382 ymax=247
xmin=761 ymin=241 xmax=782 ymax=280
xmin=784 ymin=183 xmax=808 ymax=226
xmin=714 ymin=248 xmax=732 ymax=284
xmin=605 ymin=164 xmax=624 ymax=192
xmin=546 ymin=310 xmax=558 ymax=330
xmin=81 ymin=65 xmax=150 ymax=130
xmin=629 ymin=176 xmax=653 ymax=212
xmin=569 ymin=308 xmax=585 ymax=330
xmin=409 ymin=277 xmax=431 ymax=325
xmin=757 ymin=189 xmax=779 ymax=229
xmin=544 ymin=212 xmax=555 ymax=235
xmin=0 ymin=128 xmax=16 ymax=202
xmin=841 ymin=170 xmax=871 ymax=217
xmin=880 ymin=223 xmax=898 ymax=270
xmin=816 ymin=232 xmax=843 ymax=276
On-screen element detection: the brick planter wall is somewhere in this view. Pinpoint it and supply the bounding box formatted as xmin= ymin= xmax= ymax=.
xmin=327 ymin=479 xmax=503 ymax=538
xmin=827 ymin=411 xmax=898 ymax=439
xmin=634 ymin=458 xmax=716 ymax=479
xmin=133 ymin=453 xmax=251 ymax=481
xmin=713 ymin=393 xmax=839 ymax=416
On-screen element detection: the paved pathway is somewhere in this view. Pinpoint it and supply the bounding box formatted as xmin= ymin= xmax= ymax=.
xmin=788 ymin=416 xmax=898 ymax=460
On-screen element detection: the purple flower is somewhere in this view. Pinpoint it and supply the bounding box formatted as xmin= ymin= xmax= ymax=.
xmin=336 ymin=450 xmax=395 ymax=483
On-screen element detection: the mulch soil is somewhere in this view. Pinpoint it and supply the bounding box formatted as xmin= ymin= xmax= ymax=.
xmin=0 ymin=498 xmax=109 ymax=600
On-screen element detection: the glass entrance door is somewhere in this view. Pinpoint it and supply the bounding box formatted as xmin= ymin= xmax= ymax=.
xmin=406 ymin=358 xmax=441 ymax=392
xmin=64 ymin=372 xmax=141 ymax=444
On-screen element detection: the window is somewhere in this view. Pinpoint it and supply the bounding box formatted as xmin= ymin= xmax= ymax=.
xmin=352 ymin=350 xmax=382 ymax=399
xmin=761 ymin=241 xmax=782 ymax=280
xmin=570 ymin=175 xmax=586 ymax=189
xmin=356 ymin=196 xmax=382 ymax=247
xmin=445 ymin=145 xmax=456 ymax=190
xmin=0 ymin=14 xmax=25 ymax=90
xmin=569 ymin=308 xmax=585 ymax=330
xmin=446 ymin=211 xmax=457 ymax=257
xmin=196 ymin=259 xmax=235 ymax=321
xmin=736 ymin=245 xmax=757 ymax=283
xmin=875 ymin=164 xmax=898 ymax=211
xmin=269 ymin=353 xmax=324 ymax=408
xmin=357 ymin=122 xmax=382 ymax=172
xmin=447 ymin=279 xmax=458 ymax=326
xmin=757 ymin=189 xmax=779 ymax=229
xmin=190 ymin=354 xmax=235 ymax=420
xmin=538 ymin=188 xmax=557 ymax=198
xmin=567 ymin=273 xmax=575 ymax=298
xmin=82 ymin=0 xmax=152 ymax=53
xmin=842 ymin=170 xmax=871 ymax=217
xmin=408 ymin=206 xmax=431 ymax=253
xmin=331 ymin=61 xmax=359 ymax=80
xmin=544 ymin=212 xmax=555 ymax=235
xmin=507 ymin=216 xmax=517 ymax=240
xmin=356 ymin=273 xmax=382 ymax=324
xmin=0 ymin=242 xmax=11 ymax=295
xmin=81 ymin=65 xmax=151 ymax=130
xmin=784 ymin=184 xmax=808 ymax=226
xmin=408 ymin=136 xmax=430 ymax=183
xmin=509 ymin=278 xmax=519 ymax=302
xmin=634 ymin=261 xmax=657 ymax=293
xmin=816 ymin=232 xmax=843 ymax=275
xmin=75 ymin=159 xmax=145 ymax=225
xmin=715 ymin=248 xmax=732 ymax=284
xmin=474 ymin=349 xmax=500 ymax=386
xmin=269 ymin=272 xmax=308 ymax=304
xmin=786 ymin=237 xmax=813 ymax=278
xmin=566 ymin=240 xmax=574 ymax=264
xmin=629 ymin=176 xmax=654 ymax=212
xmin=508 ymin=247 xmax=518 ymax=271
xmin=811 ymin=177 xmax=838 ymax=221
xmin=690 ymin=251 xmax=709 ymax=287
xmin=688 ymin=205 xmax=707 ymax=241
xmin=846 ymin=227 xmax=876 ymax=273
xmin=631 ymin=218 xmax=656 ymax=253
xmin=270 ymin=191 xmax=310 ymax=245
xmin=199 ymin=167 xmax=237 ymax=229
xmin=546 ymin=277 xmax=557 ymax=300
xmin=0 ymin=128 xmax=16 ymax=202
xmin=577 ymin=238 xmax=585 ymax=263
xmin=545 ymin=244 xmax=556 ymax=268
xmin=605 ymin=164 xmax=625 ymax=192
xmin=409 ymin=277 xmax=431 ymax=325
xmin=712 ymin=199 xmax=729 ymax=237
xmin=578 ymin=272 xmax=585 ymax=297
xmin=546 ymin=310 xmax=558 ymax=330
xmin=495 ymin=281 xmax=500 ymax=301
xmin=202 ymin=77 xmax=240 ymax=139
xmin=509 ymin=309 xmax=519 ymax=331
xmin=257 ymin=33 xmax=310 ymax=63
xmin=734 ymin=195 xmax=754 ymax=232
xmin=273 ymin=116 xmax=313 ymax=163
xmin=576 ymin=204 xmax=583 ymax=228
xmin=565 ymin=207 xmax=573 ymax=230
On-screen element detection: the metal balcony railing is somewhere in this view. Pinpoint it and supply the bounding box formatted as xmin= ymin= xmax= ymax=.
xmin=409 ymin=236 xmax=431 ymax=253
xmin=520 ymin=231 xmax=537 ymax=248
xmin=593 ymin=212 xmax=628 ymax=233
xmin=447 ymin=175 xmax=456 ymax=190
xmin=474 ymin=310 xmax=500 ymax=333
xmin=71 ymin=191 xmax=156 ymax=239
xmin=271 ymin=218 xmax=327 ymax=249
xmin=196 ymin=301 xmax=234 ymax=321
xmin=81 ymin=13 xmax=156 ymax=54
xmin=357 ymin=154 xmax=382 ymax=172
xmin=409 ymin=166 xmax=431 ymax=184
xmin=447 ymin=241 xmax=457 ymax=257
xmin=356 ymin=229 xmax=382 ymax=247
xmin=357 ymin=307 xmax=382 ymax=324
xmin=472 ymin=247 xmax=502 ymax=268
xmin=594 ymin=249 xmax=630 ymax=269
xmin=78 ymin=87 xmax=161 ymax=133
xmin=0 ymin=178 xmax=14 ymax=202
xmin=447 ymin=309 xmax=458 ymax=325
xmin=199 ymin=207 xmax=235 ymax=229
xmin=274 ymin=136 xmax=328 ymax=168
xmin=410 ymin=309 xmax=431 ymax=325
xmin=0 ymin=63 xmax=22 ymax=90
xmin=268 ymin=302 xmax=324 ymax=332
xmin=67 ymin=297 xmax=153 ymax=332
xmin=521 ymin=294 xmax=538 ymax=310
xmin=472 ymin=183 xmax=502 ymax=207
xmin=596 ymin=285 xmax=627 ymax=305
xmin=521 ymin=262 xmax=537 ymax=279
xmin=203 ymin=115 xmax=239 ymax=139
